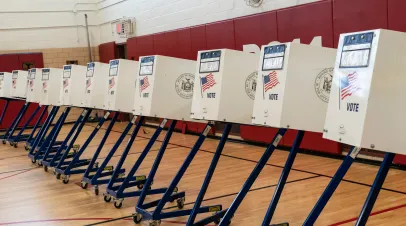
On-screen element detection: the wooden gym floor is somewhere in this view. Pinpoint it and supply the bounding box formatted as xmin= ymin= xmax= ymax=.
xmin=1 ymin=122 xmax=406 ymax=226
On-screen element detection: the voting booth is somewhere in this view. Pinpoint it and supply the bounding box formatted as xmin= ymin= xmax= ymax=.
xmin=11 ymin=70 xmax=28 ymax=99
xmin=191 ymin=49 xmax=258 ymax=124
xmin=252 ymin=42 xmax=336 ymax=132
xmin=26 ymin=68 xmax=43 ymax=103
xmin=133 ymin=55 xmax=197 ymax=121
xmin=104 ymin=59 xmax=138 ymax=113
xmin=304 ymin=29 xmax=406 ymax=226
xmin=0 ymin=72 xmax=12 ymax=98
xmin=41 ymin=68 xmax=63 ymax=106
xmin=81 ymin=62 xmax=109 ymax=109
xmin=323 ymin=29 xmax=406 ymax=153
xmin=59 ymin=65 xmax=87 ymax=107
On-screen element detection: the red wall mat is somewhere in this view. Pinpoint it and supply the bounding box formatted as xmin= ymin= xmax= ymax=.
xmin=176 ymin=28 xmax=193 ymax=60
xmin=277 ymin=0 xmax=334 ymax=47
xmin=388 ymin=0 xmax=406 ymax=32
xmin=332 ymin=0 xmax=388 ymax=47
xmin=282 ymin=130 xmax=341 ymax=154
xmin=99 ymin=42 xmax=117 ymax=63
xmin=205 ymin=20 xmax=236 ymax=50
xmin=153 ymin=31 xmax=179 ymax=57
xmin=190 ymin=25 xmax=207 ymax=60
xmin=240 ymin=125 xmax=279 ymax=144
xmin=18 ymin=53 xmax=44 ymax=69
xmin=0 ymin=54 xmax=20 ymax=72
xmin=135 ymin=35 xmax=155 ymax=59
xmin=1 ymin=100 xmax=25 ymax=129
xmin=234 ymin=11 xmax=278 ymax=50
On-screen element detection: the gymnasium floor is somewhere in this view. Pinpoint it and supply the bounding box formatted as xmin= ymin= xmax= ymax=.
xmin=1 ymin=122 xmax=406 ymax=226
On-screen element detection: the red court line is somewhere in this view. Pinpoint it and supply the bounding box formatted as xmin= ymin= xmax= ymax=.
xmin=0 ymin=218 xmax=189 ymax=225
xmin=0 ymin=168 xmax=35 ymax=181
xmin=329 ymin=202 xmax=406 ymax=225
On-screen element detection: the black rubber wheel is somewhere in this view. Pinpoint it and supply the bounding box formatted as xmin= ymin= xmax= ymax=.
xmin=95 ymin=188 xmax=99 ymax=196
xmin=133 ymin=214 xmax=142 ymax=224
xmin=56 ymin=173 xmax=61 ymax=180
xmin=2 ymin=140 xmax=6 ymax=144
xmin=176 ymin=198 xmax=185 ymax=209
xmin=62 ymin=177 xmax=69 ymax=184
xmin=81 ymin=182 xmax=88 ymax=189
xmin=13 ymin=143 xmax=18 ymax=148
xmin=25 ymin=145 xmax=29 ymax=151
xmin=44 ymin=166 xmax=48 ymax=172
xmin=37 ymin=161 xmax=43 ymax=167
xmin=103 ymin=195 xmax=112 ymax=203
xmin=137 ymin=184 xmax=144 ymax=190
xmin=31 ymin=159 xmax=36 ymax=164
xmin=9 ymin=142 xmax=13 ymax=146
xmin=114 ymin=200 xmax=123 ymax=209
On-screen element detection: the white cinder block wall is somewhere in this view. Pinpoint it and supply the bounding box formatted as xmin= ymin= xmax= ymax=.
xmin=0 ymin=0 xmax=319 ymax=51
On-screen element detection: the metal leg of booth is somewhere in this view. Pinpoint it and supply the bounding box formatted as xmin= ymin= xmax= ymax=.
xmin=54 ymin=109 xmax=93 ymax=183
xmin=186 ymin=123 xmax=232 ymax=226
xmin=104 ymin=119 xmax=170 ymax=209
xmin=355 ymin=152 xmax=395 ymax=226
xmin=1 ymin=102 xmax=30 ymax=142
xmin=8 ymin=104 xmax=41 ymax=146
xmin=260 ymin=130 xmax=305 ymax=226
xmin=25 ymin=105 xmax=48 ymax=150
xmin=134 ymin=123 xmax=215 ymax=225
xmin=80 ymin=112 xmax=118 ymax=194
xmin=303 ymin=146 xmax=362 ymax=226
xmin=28 ymin=106 xmax=60 ymax=163
xmin=39 ymin=107 xmax=71 ymax=168
xmin=81 ymin=115 xmax=142 ymax=195
xmin=218 ymin=128 xmax=288 ymax=226
xmin=0 ymin=99 xmax=10 ymax=125
xmin=57 ymin=111 xmax=111 ymax=179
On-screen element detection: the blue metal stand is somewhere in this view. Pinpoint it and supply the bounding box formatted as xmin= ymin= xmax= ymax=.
xmin=134 ymin=123 xmax=218 ymax=225
xmin=1 ymin=102 xmax=30 ymax=142
xmin=355 ymin=152 xmax=395 ymax=226
xmin=55 ymin=111 xmax=112 ymax=180
xmin=187 ymin=123 xmax=232 ymax=226
xmin=82 ymin=115 xmax=143 ymax=195
xmin=261 ymin=130 xmax=305 ymax=226
xmin=218 ymin=128 xmax=288 ymax=226
xmin=104 ymin=119 xmax=171 ymax=209
xmin=42 ymin=108 xmax=91 ymax=175
xmin=303 ymin=146 xmax=362 ymax=225
xmin=27 ymin=106 xmax=61 ymax=164
xmin=8 ymin=104 xmax=42 ymax=147
xmin=24 ymin=105 xmax=48 ymax=151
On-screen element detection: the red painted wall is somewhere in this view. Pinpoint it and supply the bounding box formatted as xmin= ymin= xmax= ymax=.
xmin=104 ymin=0 xmax=406 ymax=161
xmin=99 ymin=42 xmax=117 ymax=63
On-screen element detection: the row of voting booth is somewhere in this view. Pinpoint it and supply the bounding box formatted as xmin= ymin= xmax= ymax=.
xmin=0 ymin=28 xmax=402 ymax=226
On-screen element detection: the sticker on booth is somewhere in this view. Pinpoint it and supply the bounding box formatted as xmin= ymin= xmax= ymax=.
xmin=245 ymin=71 xmax=258 ymax=100
xmin=175 ymin=73 xmax=194 ymax=99
xmin=314 ymin=68 xmax=333 ymax=103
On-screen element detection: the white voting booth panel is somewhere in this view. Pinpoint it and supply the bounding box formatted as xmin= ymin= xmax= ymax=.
xmin=26 ymin=68 xmax=43 ymax=103
xmin=105 ymin=59 xmax=138 ymax=113
xmin=0 ymin=72 xmax=12 ymax=98
xmin=81 ymin=62 xmax=109 ymax=109
xmin=11 ymin=70 xmax=28 ymax=98
xmin=133 ymin=55 xmax=197 ymax=121
xmin=323 ymin=29 xmax=406 ymax=154
xmin=41 ymin=68 xmax=63 ymax=106
xmin=60 ymin=65 xmax=87 ymax=107
xmin=252 ymin=43 xmax=336 ymax=132
xmin=191 ymin=49 xmax=258 ymax=124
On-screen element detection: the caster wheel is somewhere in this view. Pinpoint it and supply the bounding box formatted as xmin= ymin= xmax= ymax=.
xmin=25 ymin=145 xmax=29 ymax=151
xmin=37 ymin=161 xmax=43 ymax=167
xmin=137 ymin=184 xmax=144 ymax=190
xmin=9 ymin=142 xmax=13 ymax=146
xmin=176 ymin=197 xmax=185 ymax=209
xmin=31 ymin=159 xmax=36 ymax=164
xmin=133 ymin=213 xmax=143 ymax=224
xmin=94 ymin=162 xmax=99 ymax=168
xmin=2 ymin=140 xmax=6 ymax=144
xmin=103 ymin=194 xmax=112 ymax=203
xmin=114 ymin=199 xmax=123 ymax=209
xmin=62 ymin=175 xmax=70 ymax=184
xmin=43 ymin=166 xmax=48 ymax=172
xmin=56 ymin=173 xmax=61 ymax=180
xmin=13 ymin=143 xmax=18 ymax=148
xmin=149 ymin=220 xmax=161 ymax=226
xmin=95 ymin=187 xmax=99 ymax=196
xmin=80 ymin=181 xmax=88 ymax=189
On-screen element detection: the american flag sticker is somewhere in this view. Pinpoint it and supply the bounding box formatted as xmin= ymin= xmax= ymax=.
xmin=109 ymin=77 xmax=115 ymax=90
xmin=262 ymin=71 xmax=279 ymax=99
xmin=29 ymin=80 xmax=34 ymax=88
xmin=43 ymin=82 xmax=47 ymax=89
xmin=86 ymin=78 xmax=92 ymax=89
xmin=12 ymin=79 xmax=16 ymax=88
xmin=339 ymin=72 xmax=361 ymax=109
xmin=200 ymin=73 xmax=216 ymax=97
xmin=140 ymin=76 xmax=150 ymax=93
